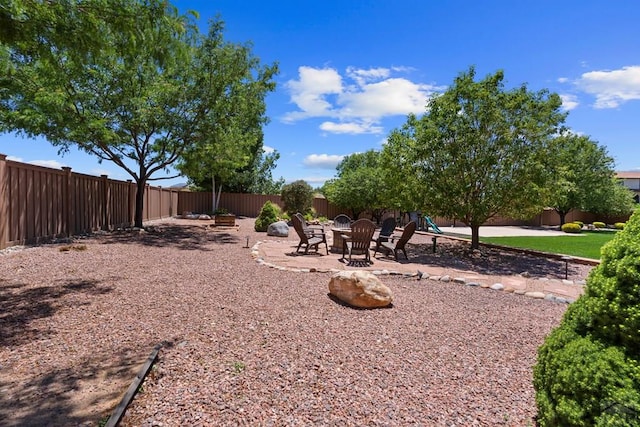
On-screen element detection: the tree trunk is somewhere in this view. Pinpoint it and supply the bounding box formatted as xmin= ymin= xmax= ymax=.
xmin=470 ymin=224 xmax=481 ymax=250
xmin=211 ymin=176 xmax=223 ymax=213
xmin=559 ymin=211 xmax=567 ymax=226
xmin=134 ymin=180 xmax=145 ymax=228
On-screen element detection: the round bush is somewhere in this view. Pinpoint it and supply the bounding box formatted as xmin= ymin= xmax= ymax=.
xmin=615 ymin=222 xmax=625 ymax=230
xmin=254 ymin=201 xmax=280 ymax=232
xmin=561 ymin=223 xmax=582 ymax=233
xmin=534 ymin=212 xmax=640 ymax=426
xmin=281 ymin=180 xmax=314 ymax=217
xmin=573 ymin=221 xmax=584 ymax=228
xmin=593 ymin=221 xmax=606 ymax=229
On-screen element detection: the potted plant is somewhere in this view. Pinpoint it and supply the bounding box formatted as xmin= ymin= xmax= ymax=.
xmin=213 ymin=208 xmax=236 ymax=226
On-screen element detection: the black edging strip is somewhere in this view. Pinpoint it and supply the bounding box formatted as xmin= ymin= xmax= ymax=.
xmin=105 ymin=344 xmax=162 ymax=427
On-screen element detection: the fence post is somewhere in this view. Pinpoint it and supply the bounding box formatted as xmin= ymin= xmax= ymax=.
xmin=0 ymin=154 xmax=7 ymax=249
xmin=101 ymin=174 xmax=111 ymax=231
xmin=62 ymin=166 xmax=73 ymax=237
xmin=127 ymin=180 xmax=135 ymax=227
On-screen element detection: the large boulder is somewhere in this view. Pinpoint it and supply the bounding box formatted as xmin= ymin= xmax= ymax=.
xmin=328 ymin=271 xmax=393 ymax=308
xmin=267 ymin=220 xmax=289 ymax=237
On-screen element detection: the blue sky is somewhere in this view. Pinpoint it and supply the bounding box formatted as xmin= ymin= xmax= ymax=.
xmin=1 ymin=0 xmax=639 ymax=188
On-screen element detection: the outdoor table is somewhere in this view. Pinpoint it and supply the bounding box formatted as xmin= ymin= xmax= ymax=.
xmin=331 ymin=227 xmax=351 ymax=252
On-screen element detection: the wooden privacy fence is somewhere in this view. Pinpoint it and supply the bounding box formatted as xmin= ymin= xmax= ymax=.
xmin=1 ymin=154 xmax=631 ymax=250
xmin=0 ymin=154 xmax=178 ymax=249
xmin=177 ymin=192 xmax=342 ymax=219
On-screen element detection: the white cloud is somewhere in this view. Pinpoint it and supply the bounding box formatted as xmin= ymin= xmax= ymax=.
xmin=303 ymin=154 xmax=345 ymax=169
xmin=283 ymin=66 xmax=342 ymax=122
xmin=6 ymin=155 xmax=22 ymax=162
xmin=301 ymin=175 xmax=336 ymax=186
xmin=560 ymin=94 xmax=579 ymax=111
xmin=29 ymin=159 xmax=66 ymax=169
xmin=89 ymin=168 xmax=115 ymax=177
xmin=319 ymin=121 xmax=383 ymax=135
xmin=576 ymin=65 xmax=640 ymax=108
xmin=262 ymin=145 xmax=275 ymax=154
xmin=283 ymin=65 xmax=441 ymax=133
xmin=557 ymin=77 xmax=569 ymax=83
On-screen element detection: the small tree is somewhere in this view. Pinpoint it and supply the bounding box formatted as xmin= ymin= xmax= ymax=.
xmin=281 ymin=180 xmax=314 ymax=216
xmin=534 ymin=212 xmax=640 ymax=426
xmin=324 ymin=150 xmax=387 ymax=221
xmin=547 ymin=133 xmax=633 ymax=225
xmin=254 ymin=200 xmax=280 ymax=232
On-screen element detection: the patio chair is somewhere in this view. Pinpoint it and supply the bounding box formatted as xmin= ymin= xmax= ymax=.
xmin=333 ymin=214 xmax=352 ymax=229
xmin=373 ymin=217 xmax=398 ymax=253
xmin=341 ymin=218 xmax=376 ymax=264
xmin=374 ymin=221 xmax=417 ymax=261
xmin=292 ymin=213 xmax=328 ymax=254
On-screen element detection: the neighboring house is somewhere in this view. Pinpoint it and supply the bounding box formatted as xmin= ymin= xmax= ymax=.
xmin=616 ymin=171 xmax=640 ymax=203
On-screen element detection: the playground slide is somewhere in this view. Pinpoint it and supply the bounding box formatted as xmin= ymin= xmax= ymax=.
xmin=424 ymin=216 xmax=443 ymax=234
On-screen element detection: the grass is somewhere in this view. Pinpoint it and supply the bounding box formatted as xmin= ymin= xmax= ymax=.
xmin=479 ymin=230 xmax=618 ymax=260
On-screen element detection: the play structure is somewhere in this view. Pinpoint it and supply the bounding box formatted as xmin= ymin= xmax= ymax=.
xmin=423 ymin=215 xmax=443 ymax=234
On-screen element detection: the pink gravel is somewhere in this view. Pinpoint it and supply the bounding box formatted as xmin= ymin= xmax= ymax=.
xmin=0 ymin=217 xmax=575 ymax=426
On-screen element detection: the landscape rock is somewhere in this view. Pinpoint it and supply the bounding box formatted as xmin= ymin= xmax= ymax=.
xmin=267 ymin=221 xmax=289 ymax=237
xmin=328 ymin=270 xmax=393 ymax=308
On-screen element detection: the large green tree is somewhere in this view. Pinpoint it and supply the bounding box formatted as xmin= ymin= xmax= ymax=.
xmin=548 ymin=133 xmax=634 ymax=225
xmin=0 ymin=1 xmax=277 ymax=227
xmin=384 ymin=67 xmax=566 ymax=248
xmin=176 ymin=20 xmax=278 ymax=210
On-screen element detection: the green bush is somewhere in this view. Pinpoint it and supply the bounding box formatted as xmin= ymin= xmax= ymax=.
xmin=561 ymin=223 xmax=582 ymax=233
xmin=573 ymin=221 xmax=584 ymax=228
xmin=281 ymin=180 xmax=314 ymax=217
xmin=254 ymin=201 xmax=280 ymax=232
xmin=615 ymin=222 xmax=626 ymax=230
xmin=534 ymin=212 xmax=640 ymax=426
xmin=593 ymin=221 xmax=606 ymax=229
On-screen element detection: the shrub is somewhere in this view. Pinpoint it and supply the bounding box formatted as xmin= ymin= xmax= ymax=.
xmin=561 ymin=223 xmax=582 ymax=233
xmin=593 ymin=221 xmax=606 ymax=229
xmin=254 ymin=201 xmax=280 ymax=232
xmin=281 ymin=180 xmax=314 ymax=216
xmin=573 ymin=221 xmax=584 ymax=228
xmin=534 ymin=212 xmax=640 ymax=426
xmin=615 ymin=222 xmax=625 ymax=230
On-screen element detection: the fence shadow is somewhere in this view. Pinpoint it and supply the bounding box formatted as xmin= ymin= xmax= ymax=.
xmin=99 ymin=224 xmax=242 ymax=250
xmin=0 ymin=278 xmax=114 ymax=347
xmin=0 ymin=343 xmax=155 ymax=426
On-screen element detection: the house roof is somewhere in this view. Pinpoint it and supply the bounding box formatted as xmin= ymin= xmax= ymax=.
xmin=616 ymin=171 xmax=640 ymax=179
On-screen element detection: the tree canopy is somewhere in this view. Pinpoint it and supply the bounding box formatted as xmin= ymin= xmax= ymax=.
xmin=547 ymin=133 xmax=634 ymax=224
xmin=323 ymin=150 xmax=387 ymax=221
xmin=383 ymin=67 xmax=566 ymax=248
xmin=0 ymin=0 xmax=278 ymax=226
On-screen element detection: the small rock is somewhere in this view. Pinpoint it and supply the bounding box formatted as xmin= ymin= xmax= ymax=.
xmin=490 ymin=283 xmax=504 ymax=291
xmin=267 ymin=221 xmax=289 ymax=237
xmin=525 ymin=291 xmax=545 ymax=299
xmin=440 ymin=275 xmax=451 ymax=282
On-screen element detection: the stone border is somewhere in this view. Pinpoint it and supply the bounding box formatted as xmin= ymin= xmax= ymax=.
xmin=250 ymin=241 xmax=579 ymax=304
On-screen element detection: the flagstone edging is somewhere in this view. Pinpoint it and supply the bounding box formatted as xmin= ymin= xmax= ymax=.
xmin=251 ymin=241 xmax=581 ymax=304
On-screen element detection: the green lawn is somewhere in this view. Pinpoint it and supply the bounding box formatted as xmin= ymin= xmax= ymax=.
xmin=479 ymin=231 xmax=618 ymax=260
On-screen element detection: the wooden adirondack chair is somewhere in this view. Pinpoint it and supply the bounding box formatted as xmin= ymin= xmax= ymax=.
xmin=292 ymin=213 xmax=328 ymax=254
xmin=341 ymin=218 xmax=376 ymax=264
xmin=374 ymin=221 xmax=417 ymax=260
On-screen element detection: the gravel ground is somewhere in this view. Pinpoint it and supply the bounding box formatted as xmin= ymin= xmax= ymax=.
xmin=0 ymin=217 xmax=584 ymax=426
